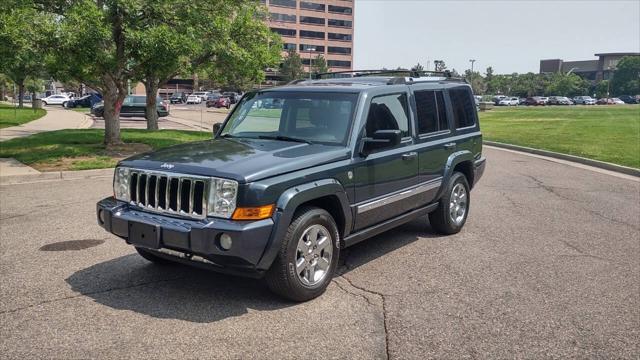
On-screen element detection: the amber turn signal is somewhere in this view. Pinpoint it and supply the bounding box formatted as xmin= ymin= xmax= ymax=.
xmin=232 ymin=204 xmax=275 ymax=220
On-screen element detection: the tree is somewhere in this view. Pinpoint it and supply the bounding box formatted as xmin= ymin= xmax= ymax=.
xmin=46 ymin=0 xmax=138 ymax=146
xmin=411 ymin=63 xmax=424 ymax=72
xmin=0 ymin=5 xmax=51 ymax=108
xmin=485 ymin=67 xmax=494 ymax=93
xmin=25 ymin=77 xmax=45 ymax=107
xmin=610 ymin=56 xmax=640 ymax=96
xmin=312 ymin=54 xmax=328 ymax=75
xmin=205 ymin=2 xmax=282 ymax=92
xmin=464 ymin=70 xmax=486 ymax=94
xmin=281 ymin=49 xmax=304 ymax=82
xmin=545 ymin=72 xmax=589 ymax=97
xmin=434 ymin=60 xmax=447 ymax=72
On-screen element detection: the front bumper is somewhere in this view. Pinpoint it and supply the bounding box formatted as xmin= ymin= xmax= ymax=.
xmin=97 ymin=197 xmax=274 ymax=277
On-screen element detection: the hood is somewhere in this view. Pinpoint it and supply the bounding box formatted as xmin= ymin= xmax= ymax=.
xmin=118 ymin=137 xmax=351 ymax=183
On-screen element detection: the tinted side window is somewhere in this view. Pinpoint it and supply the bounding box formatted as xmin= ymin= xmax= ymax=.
xmin=365 ymin=93 xmax=410 ymax=138
xmin=415 ymin=90 xmax=449 ymax=134
xmin=449 ymin=87 xmax=476 ymax=129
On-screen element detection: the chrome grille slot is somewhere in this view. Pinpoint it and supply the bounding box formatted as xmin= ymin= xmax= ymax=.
xmin=127 ymin=170 xmax=210 ymax=219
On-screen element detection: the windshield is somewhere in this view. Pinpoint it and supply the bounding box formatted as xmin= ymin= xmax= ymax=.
xmin=221 ymin=91 xmax=358 ymax=145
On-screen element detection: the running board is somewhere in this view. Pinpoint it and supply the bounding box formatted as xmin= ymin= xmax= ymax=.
xmin=342 ymin=203 xmax=439 ymax=248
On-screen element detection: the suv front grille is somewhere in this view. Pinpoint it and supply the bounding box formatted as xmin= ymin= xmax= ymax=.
xmin=128 ymin=170 xmax=208 ymax=219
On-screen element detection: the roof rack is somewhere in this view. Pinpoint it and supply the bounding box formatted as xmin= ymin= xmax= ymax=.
xmin=311 ymin=69 xmax=466 ymax=85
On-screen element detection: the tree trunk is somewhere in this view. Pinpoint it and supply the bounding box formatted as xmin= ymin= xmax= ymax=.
xmin=102 ymin=84 xmax=123 ymax=146
xmin=31 ymin=90 xmax=37 ymax=109
xmin=144 ymin=78 xmax=159 ymax=130
xmin=17 ymin=82 xmax=24 ymax=108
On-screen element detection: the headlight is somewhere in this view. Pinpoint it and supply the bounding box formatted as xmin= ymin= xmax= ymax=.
xmin=207 ymin=178 xmax=238 ymax=218
xmin=113 ymin=167 xmax=130 ymax=202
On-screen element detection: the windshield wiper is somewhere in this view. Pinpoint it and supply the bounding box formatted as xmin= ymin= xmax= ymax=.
xmin=258 ymin=135 xmax=312 ymax=144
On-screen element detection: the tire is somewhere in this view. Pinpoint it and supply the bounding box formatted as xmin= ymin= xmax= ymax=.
xmin=429 ymin=172 xmax=470 ymax=235
xmin=135 ymin=247 xmax=175 ymax=265
xmin=266 ymin=206 xmax=340 ymax=302
xmin=42 ymin=101 xmax=47 ymax=106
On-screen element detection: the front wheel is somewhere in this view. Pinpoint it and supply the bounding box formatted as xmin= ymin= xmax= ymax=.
xmin=429 ymin=172 xmax=470 ymax=235
xmin=266 ymin=207 xmax=340 ymax=302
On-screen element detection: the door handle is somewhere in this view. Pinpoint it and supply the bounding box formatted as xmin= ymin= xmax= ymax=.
xmin=402 ymin=151 xmax=418 ymax=161
xmin=443 ymin=142 xmax=457 ymax=150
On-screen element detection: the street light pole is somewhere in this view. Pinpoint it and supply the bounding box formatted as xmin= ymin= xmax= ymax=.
xmin=469 ymin=59 xmax=476 ymax=74
xmin=308 ymin=47 xmax=316 ymax=80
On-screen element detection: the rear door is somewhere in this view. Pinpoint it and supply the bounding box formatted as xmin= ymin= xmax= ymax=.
xmin=411 ymin=87 xmax=453 ymax=204
xmin=352 ymin=91 xmax=420 ymax=231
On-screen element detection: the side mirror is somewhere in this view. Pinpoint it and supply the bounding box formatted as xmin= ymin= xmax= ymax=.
xmin=212 ymin=123 xmax=222 ymax=137
xmin=360 ymin=129 xmax=402 ymax=156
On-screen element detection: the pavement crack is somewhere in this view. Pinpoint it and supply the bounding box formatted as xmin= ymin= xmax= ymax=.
xmin=0 ymin=276 xmax=185 ymax=315
xmin=337 ymin=272 xmax=391 ymax=360
xmin=523 ymin=174 xmax=640 ymax=231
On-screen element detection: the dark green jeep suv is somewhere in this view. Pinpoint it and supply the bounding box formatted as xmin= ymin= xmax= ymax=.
xmin=96 ymin=70 xmax=486 ymax=301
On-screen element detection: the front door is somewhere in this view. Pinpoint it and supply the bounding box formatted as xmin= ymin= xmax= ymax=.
xmin=353 ymin=92 xmax=420 ymax=231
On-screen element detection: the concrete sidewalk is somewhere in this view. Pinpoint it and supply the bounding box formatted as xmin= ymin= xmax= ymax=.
xmin=0 ymin=106 xmax=93 ymax=141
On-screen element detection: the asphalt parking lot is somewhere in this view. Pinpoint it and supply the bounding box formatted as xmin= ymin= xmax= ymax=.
xmin=0 ymin=147 xmax=638 ymax=359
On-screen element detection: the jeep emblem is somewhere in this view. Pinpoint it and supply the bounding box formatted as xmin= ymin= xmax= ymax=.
xmin=160 ymin=163 xmax=174 ymax=169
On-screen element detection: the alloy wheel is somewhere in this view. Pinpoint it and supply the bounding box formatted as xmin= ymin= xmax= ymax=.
xmin=449 ymin=183 xmax=468 ymax=226
xmin=295 ymin=224 xmax=333 ymax=286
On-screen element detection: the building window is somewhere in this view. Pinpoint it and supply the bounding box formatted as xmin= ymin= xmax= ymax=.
xmin=300 ymin=1 xmax=325 ymax=12
xmin=300 ymin=16 xmax=325 ymax=26
xmin=414 ymin=90 xmax=448 ymax=134
xmin=328 ymin=60 xmax=351 ymax=68
xmin=328 ymin=33 xmax=352 ymax=41
xmin=449 ymin=87 xmax=476 ymax=129
xmin=300 ymin=30 xmax=325 ymax=39
xmin=328 ymin=5 xmax=352 ymax=14
xmin=283 ymin=43 xmax=296 ymax=50
xmin=327 ymin=46 xmax=351 ymax=55
xmin=270 ymin=0 xmax=296 ymax=8
xmin=271 ymin=27 xmax=296 ymax=37
xmin=299 ymin=44 xmax=324 ymax=52
xmin=270 ymin=13 xmax=296 ymax=22
xmin=328 ymin=19 xmax=352 ymax=28
xmin=302 ymin=59 xmax=311 ymax=65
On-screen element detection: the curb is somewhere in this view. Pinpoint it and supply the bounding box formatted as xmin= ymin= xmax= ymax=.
xmin=1 ymin=168 xmax=113 ymax=185
xmin=484 ymin=141 xmax=640 ymax=177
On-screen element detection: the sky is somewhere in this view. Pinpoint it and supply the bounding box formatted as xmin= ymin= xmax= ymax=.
xmin=353 ymin=0 xmax=640 ymax=74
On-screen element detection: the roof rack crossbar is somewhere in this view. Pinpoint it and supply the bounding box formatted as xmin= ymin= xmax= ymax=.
xmin=312 ymin=69 xmax=460 ymax=80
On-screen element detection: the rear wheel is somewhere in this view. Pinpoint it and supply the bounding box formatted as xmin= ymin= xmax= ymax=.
xmin=429 ymin=172 xmax=470 ymax=235
xmin=135 ymin=247 xmax=175 ymax=265
xmin=266 ymin=207 xmax=340 ymax=302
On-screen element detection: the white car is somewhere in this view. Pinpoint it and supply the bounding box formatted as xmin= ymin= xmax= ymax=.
xmin=42 ymin=94 xmax=71 ymax=106
xmin=573 ymin=96 xmax=596 ymax=105
xmin=192 ymin=91 xmax=210 ymax=100
xmin=186 ymin=94 xmax=202 ymax=104
xmin=498 ymin=97 xmax=519 ymax=106
xmin=611 ymin=98 xmax=625 ymax=105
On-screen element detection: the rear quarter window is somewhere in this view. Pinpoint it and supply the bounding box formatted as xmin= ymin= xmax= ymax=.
xmin=414 ymin=90 xmax=449 ymax=134
xmin=449 ymin=87 xmax=476 ymax=129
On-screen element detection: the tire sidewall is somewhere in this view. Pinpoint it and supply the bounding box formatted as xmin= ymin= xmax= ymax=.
xmin=443 ymin=172 xmax=471 ymax=232
xmin=285 ymin=209 xmax=340 ymax=292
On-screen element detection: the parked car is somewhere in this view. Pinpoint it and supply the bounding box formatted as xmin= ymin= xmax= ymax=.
xmin=42 ymin=94 xmax=71 ymax=106
xmin=547 ymin=96 xmax=573 ymax=105
xmin=96 ymin=72 xmax=486 ymax=301
xmin=192 ymin=91 xmax=211 ymax=101
xmin=186 ymin=94 xmax=202 ymax=104
xmin=596 ymin=98 xmax=616 ymax=105
xmin=169 ymin=92 xmax=188 ymax=104
xmin=610 ymin=98 xmax=625 ymax=105
xmin=223 ymin=92 xmax=241 ymax=104
xmin=618 ymin=95 xmax=639 ymax=104
xmin=518 ymin=98 xmax=528 ymax=105
xmin=539 ymin=97 xmax=549 ymax=105
xmin=91 ymin=95 xmax=169 ymax=117
xmin=492 ymin=95 xmax=508 ymax=105
xmin=498 ymin=97 xmax=519 ymax=106
xmin=206 ymin=95 xmax=231 ymax=109
xmin=64 ymin=93 xmax=102 ymax=108
xmin=525 ymin=97 xmax=546 ymax=106
xmin=572 ymin=96 xmax=596 ymax=105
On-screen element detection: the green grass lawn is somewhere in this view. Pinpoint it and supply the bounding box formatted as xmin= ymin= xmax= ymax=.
xmin=479 ymin=105 xmax=640 ymax=168
xmin=0 ymin=129 xmax=210 ymax=171
xmin=0 ymin=104 xmax=47 ymax=128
